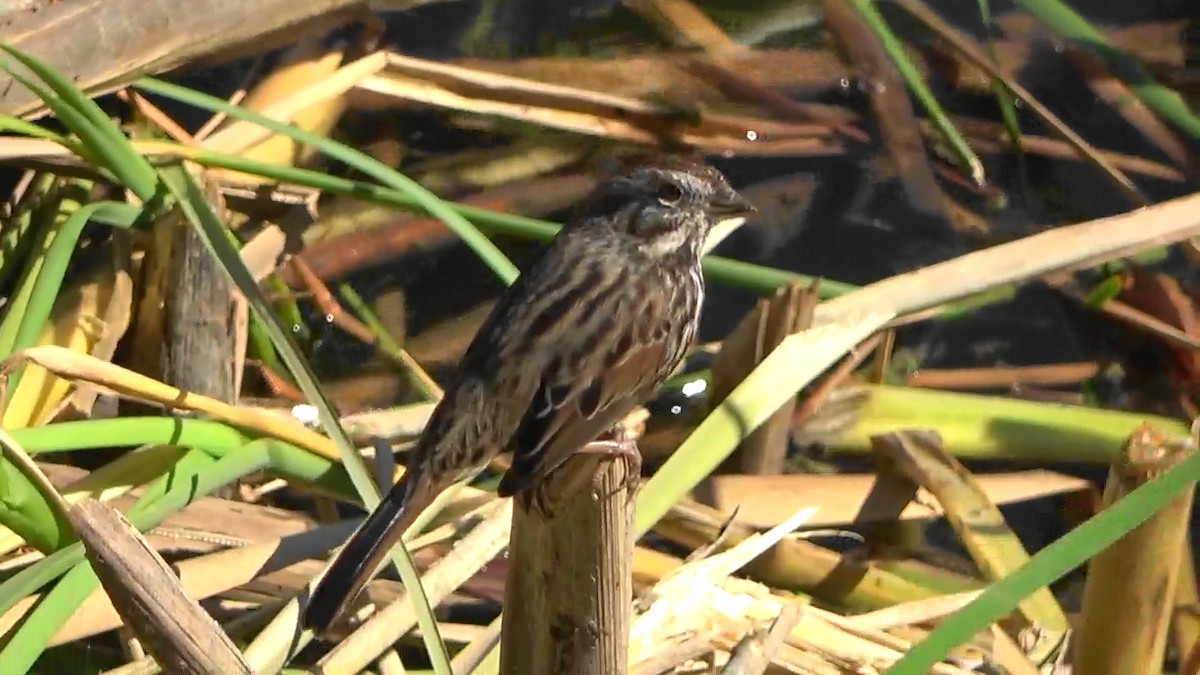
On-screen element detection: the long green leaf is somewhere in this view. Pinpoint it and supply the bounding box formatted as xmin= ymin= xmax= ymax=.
xmin=0 ymin=115 xmax=70 ymax=144
xmin=0 ymin=455 xmax=60 ymax=553
xmin=0 ymin=196 xmax=107 ymax=553
xmin=9 ymin=416 xmax=357 ymax=499
xmin=0 ymin=67 xmax=130 ymax=190
xmin=135 ymin=76 xmax=519 ymax=286
xmin=0 ymin=79 xmax=140 ymax=199
xmin=973 ymin=0 xmax=1022 ymax=152
xmin=0 ymin=173 xmax=56 ymax=294
xmin=0 ymin=446 xmax=211 ymax=605
xmin=0 ymin=183 xmax=82 ymax=358
xmin=0 ymin=445 xmax=271 ymax=671
xmin=14 ymin=417 xmax=250 ymax=455
xmin=10 ymin=201 xmax=133 ymax=357
xmin=0 ymin=554 xmax=101 ymax=671
xmin=636 ymin=311 xmax=892 ymax=533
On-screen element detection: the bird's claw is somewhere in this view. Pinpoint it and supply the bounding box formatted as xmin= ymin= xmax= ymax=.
xmin=578 ymin=435 xmax=642 ymax=503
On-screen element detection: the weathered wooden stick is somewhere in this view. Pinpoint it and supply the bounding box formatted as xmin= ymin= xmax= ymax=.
xmin=67 ymin=498 xmax=250 ymax=675
xmin=499 ymin=447 xmax=634 ymax=675
xmin=126 ymin=203 xmax=241 ymax=494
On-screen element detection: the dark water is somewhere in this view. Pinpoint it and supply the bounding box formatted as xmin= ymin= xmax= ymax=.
xmin=358 ymin=0 xmax=1198 ymax=378
xmin=344 ymin=0 xmax=1200 ymax=601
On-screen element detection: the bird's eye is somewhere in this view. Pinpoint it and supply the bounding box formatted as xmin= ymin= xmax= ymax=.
xmin=656 ymin=182 xmax=683 ymax=206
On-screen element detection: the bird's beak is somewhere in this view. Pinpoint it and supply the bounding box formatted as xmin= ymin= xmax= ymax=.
xmin=707 ymin=185 xmax=757 ymax=216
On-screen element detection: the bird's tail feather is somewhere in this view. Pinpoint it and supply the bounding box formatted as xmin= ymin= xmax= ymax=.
xmin=303 ymin=468 xmax=444 ymax=635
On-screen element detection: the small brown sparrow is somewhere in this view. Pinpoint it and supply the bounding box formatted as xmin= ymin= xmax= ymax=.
xmin=304 ymin=159 xmax=754 ymax=634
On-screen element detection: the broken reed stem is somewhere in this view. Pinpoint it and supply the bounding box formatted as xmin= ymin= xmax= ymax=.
xmin=500 ymin=447 xmax=634 ymax=675
xmin=67 ymin=499 xmax=250 ymax=675
xmin=1072 ymin=425 xmax=1197 ymax=675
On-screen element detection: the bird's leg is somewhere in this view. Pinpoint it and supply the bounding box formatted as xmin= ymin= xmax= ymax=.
xmin=576 ymin=425 xmax=642 ymax=502
xmin=523 ymin=427 xmax=644 ymax=516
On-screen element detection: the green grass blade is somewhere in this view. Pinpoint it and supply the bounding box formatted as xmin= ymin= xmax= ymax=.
xmin=10 ymin=201 xmax=132 ymax=356
xmin=340 ymin=283 xmax=440 ymax=401
xmin=829 ymin=384 xmax=1191 ymax=463
xmin=0 ymin=46 xmax=159 ymax=196
xmin=246 ymin=309 xmax=289 ymax=385
xmin=0 ymin=183 xmax=84 ymax=358
xmin=0 ymin=445 xmax=269 ymax=672
xmin=0 ymin=46 xmax=127 ymax=146
xmin=0 ymin=115 xmax=69 ymax=144
xmin=9 ymin=416 xmax=358 ymax=505
xmin=0 ymin=448 xmax=216 ymax=663
xmin=0 ymin=67 xmax=128 ymax=188
xmin=0 ymin=542 xmax=80 ymax=620
xmin=2 ymin=200 xmax=141 ymax=401
xmin=0 ymin=74 xmax=148 ymax=201
xmin=0 ymin=553 xmax=102 ymax=671
xmin=1012 ymin=0 xmax=1200 ymax=139
xmin=266 ymin=273 xmax=310 ymax=346
xmin=886 ymin=428 xmax=1200 ymax=673
xmin=635 ymin=311 xmax=893 ymax=535
xmin=845 ymin=0 xmax=985 ymax=185
xmin=14 ymin=417 xmax=251 ymax=455
xmin=134 ymin=77 xmax=519 ymax=286
xmin=0 ymin=455 xmax=61 ymax=553
xmin=973 ymin=0 xmax=1022 ymax=152
xmin=0 ymin=172 xmax=56 ymax=282
xmin=74 ymin=201 xmax=141 ymax=230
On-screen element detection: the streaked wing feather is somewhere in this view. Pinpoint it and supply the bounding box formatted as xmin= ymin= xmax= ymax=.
xmin=496 ymin=333 xmax=669 ymax=497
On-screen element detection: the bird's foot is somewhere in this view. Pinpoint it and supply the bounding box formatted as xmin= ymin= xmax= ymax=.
xmin=577 ymin=428 xmax=642 ymax=502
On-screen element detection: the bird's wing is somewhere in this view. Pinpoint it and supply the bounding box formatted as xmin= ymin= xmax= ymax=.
xmin=495 ymin=314 xmax=671 ymax=498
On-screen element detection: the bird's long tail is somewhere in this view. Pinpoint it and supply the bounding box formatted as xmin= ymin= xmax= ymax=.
xmin=303 ymin=468 xmax=446 ymax=635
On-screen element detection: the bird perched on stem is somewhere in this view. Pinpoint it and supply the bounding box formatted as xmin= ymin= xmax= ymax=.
xmin=303 ymin=158 xmax=754 ymax=635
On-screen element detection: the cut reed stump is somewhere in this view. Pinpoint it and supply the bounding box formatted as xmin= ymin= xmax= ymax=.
xmin=500 ymin=444 xmax=635 ymax=675
xmin=1072 ymin=424 xmax=1197 ymax=675
xmin=67 ymin=498 xmax=250 ymax=675
xmin=126 ymin=201 xmax=241 ymax=496
xmin=128 ymin=205 xmax=240 ymax=407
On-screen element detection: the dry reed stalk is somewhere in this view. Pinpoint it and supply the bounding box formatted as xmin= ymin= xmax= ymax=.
xmin=68 ymin=499 xmax=250 ymax=675
xmin=500 ymin=448 xmax=635 ymax=675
